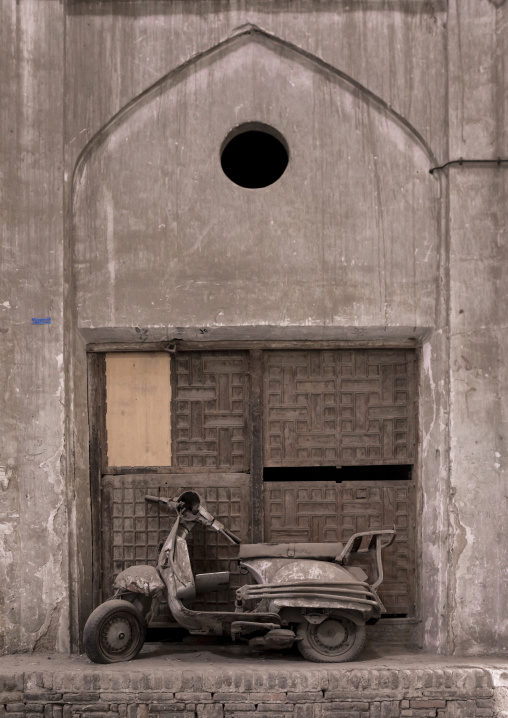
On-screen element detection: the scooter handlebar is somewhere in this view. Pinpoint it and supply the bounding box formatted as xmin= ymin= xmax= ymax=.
xmin=144 ymin=495 xmax=178 ymax=511
xmin=145 ymin=494 xmax=241 ymax=543
xmin=195 ymin=506 xmax=241 ymax=544
xmin=220 ymin=527 xmax=242 ymax=545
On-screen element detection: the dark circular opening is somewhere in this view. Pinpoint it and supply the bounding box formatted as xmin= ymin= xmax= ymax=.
xmin=221 ymin=124 xmax=289 ymax=188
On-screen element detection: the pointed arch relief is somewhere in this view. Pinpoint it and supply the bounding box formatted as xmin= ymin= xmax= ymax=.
xmin=73 ymin=26 xmax=441 ymax=330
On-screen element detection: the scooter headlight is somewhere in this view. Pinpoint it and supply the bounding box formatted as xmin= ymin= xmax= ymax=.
xmin=176 ymin=491 xmax=201 ymax=515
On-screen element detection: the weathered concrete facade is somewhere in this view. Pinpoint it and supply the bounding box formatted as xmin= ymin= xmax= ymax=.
xmin=0 ymin=0 xmax=507 ymax=657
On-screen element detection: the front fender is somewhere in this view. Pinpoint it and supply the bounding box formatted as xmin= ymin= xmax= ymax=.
xmin=113 ymin=564 xmax=165 ymax=597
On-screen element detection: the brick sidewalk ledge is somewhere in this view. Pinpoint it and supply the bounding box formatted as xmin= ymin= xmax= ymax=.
xmin=0 ymin=646 xmax=506 ymax=718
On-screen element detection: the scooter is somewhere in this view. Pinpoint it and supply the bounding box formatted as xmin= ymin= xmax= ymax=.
xmin=83 ymin=490 xmax=395 ymax=664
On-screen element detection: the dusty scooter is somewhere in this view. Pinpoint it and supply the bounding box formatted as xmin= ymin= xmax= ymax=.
xmin=83 ymin=490 xmax=395 ymax=664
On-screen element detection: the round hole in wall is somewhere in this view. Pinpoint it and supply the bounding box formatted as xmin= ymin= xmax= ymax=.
xmin=220 ymin=123 xmax=289 ymax=188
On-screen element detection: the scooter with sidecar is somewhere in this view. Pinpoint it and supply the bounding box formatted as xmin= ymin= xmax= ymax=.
xmin=83 ymin=490 xmax=395 ymax=664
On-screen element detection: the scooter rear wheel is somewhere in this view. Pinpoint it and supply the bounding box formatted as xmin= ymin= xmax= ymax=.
xmin=296 ymin=614 xmax=366 ymax=663
xmin=83 ymin=599 xmax=146 ymax=664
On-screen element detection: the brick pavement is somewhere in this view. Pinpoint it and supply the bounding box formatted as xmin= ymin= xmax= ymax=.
xmin=0 ymin=645 xmax=505 ymax=718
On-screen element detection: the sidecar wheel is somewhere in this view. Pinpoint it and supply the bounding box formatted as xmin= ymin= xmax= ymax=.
xmin=83 ymin=599 xmax=146 ymax=664
xmin=296 ymin=614 xmax=366 ymax=663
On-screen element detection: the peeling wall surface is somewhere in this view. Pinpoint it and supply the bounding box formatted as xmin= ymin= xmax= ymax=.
xmin=447 ymin=0 xmax=508 ymax=656
xmin=0 ymin=0 xmax=69 ymax=653
xmin=0 ymin=0 xmax=507 ymax=655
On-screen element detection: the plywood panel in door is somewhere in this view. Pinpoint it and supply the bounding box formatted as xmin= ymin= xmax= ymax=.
xmin=105 ymin=353 xmax=171 ymax=466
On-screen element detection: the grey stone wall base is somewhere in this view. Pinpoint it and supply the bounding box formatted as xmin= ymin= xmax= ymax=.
xmin=0 ymin=659 xmax=503 ymax=718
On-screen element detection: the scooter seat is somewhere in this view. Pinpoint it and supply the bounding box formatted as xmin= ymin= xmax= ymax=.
xmin=239 ymin=542 xmax=344 ymax=560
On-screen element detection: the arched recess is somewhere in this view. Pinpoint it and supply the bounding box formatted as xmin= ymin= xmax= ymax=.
xmin=73 ymin=25 xmax=441 ymax=330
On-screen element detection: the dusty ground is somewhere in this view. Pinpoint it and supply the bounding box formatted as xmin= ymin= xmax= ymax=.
xmin=0 ymin=640 xmax=507 ymax=673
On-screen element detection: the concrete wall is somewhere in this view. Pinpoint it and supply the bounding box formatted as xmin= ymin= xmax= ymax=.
xmin=0 ymin=1 xmax=69 ymax=652
xmin=0 ymin=0 xmax=507 ymax=656
xmin=72 ymin=29 xmax=440 ymax=329
xmin=447 ymin=0 xmax=508 ymax=655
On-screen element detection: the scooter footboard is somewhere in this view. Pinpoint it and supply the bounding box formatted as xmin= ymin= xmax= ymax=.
xmin=167 ymin=589 xmax=282 ymax=635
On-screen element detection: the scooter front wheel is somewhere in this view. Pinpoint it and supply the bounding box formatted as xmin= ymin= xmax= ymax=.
xmin=296 ymin=614 xmax=366 ymax=663
xmin=83 ymin=599 xmax=146 ymax=664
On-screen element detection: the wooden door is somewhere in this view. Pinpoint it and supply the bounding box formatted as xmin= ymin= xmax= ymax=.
xmin=92 ymin=346 xmax=417 ymax=625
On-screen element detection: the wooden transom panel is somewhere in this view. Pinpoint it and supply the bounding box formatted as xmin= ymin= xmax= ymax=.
xmin=264 ymin=349 xmax=416 ymax=466
xmin=264 ymin=480 xmax=415 ymax=615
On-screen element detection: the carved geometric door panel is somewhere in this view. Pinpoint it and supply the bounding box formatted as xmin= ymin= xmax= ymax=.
xmin=264 ymin=351 xmax=338 ymax=466
xmin=264 ymin=349 xmax=415 ymax=466
xmin=338 ymin=350 xmax=415 ymax=464
xmin=101 ymin=473 xmax=251 ymax=624
xmin=264 ymin=479 xmax=415 ymax=615
xmin=174 ymin=352 xmax=250 ymax=470
xmin=263 ymin=482 xmax=340 ymax=543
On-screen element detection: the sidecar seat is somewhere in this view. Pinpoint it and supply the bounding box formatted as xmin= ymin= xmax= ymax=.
xmin=239 ymin=542 xmax=344 ymax=560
